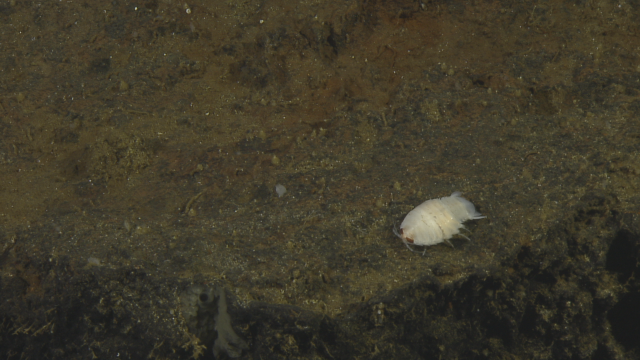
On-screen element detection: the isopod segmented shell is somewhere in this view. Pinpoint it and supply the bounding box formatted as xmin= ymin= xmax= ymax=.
xmin=394 ymin=192 xmax=485 ymax=253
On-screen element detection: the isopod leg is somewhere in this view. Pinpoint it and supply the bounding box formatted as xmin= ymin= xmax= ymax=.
xmin=394 ymin=223 xmax=428 ymax=255
xmin=392 ymin=225 xmax=402 ymax=239
xmin=405 ymin=242 xmax=430 ymax=256
xmin=403 ymin=240 xmax=425 ymax=254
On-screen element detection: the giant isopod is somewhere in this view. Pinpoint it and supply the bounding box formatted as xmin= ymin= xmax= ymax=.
xmin=393 ymin=192 xmax=486 ymax=254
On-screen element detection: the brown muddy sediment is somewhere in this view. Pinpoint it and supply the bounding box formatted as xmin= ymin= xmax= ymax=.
xmin=1 ymin=0 xmax=640 ymax=358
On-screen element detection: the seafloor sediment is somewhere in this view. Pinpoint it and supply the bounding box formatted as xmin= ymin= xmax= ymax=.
xmin=1 ymin=0 xmax=640 ymax=358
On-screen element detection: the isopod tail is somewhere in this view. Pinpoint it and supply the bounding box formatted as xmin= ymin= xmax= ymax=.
xmin=449 ymin=192 xmax=486 ymax=220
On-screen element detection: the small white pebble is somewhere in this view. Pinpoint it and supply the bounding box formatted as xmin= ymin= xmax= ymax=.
xmin=275 ymin=184 xmax=286 ymax=197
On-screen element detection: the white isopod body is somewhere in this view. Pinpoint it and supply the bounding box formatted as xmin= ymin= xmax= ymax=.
xmin=394 ymin=192 xmax=485 ymax=253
